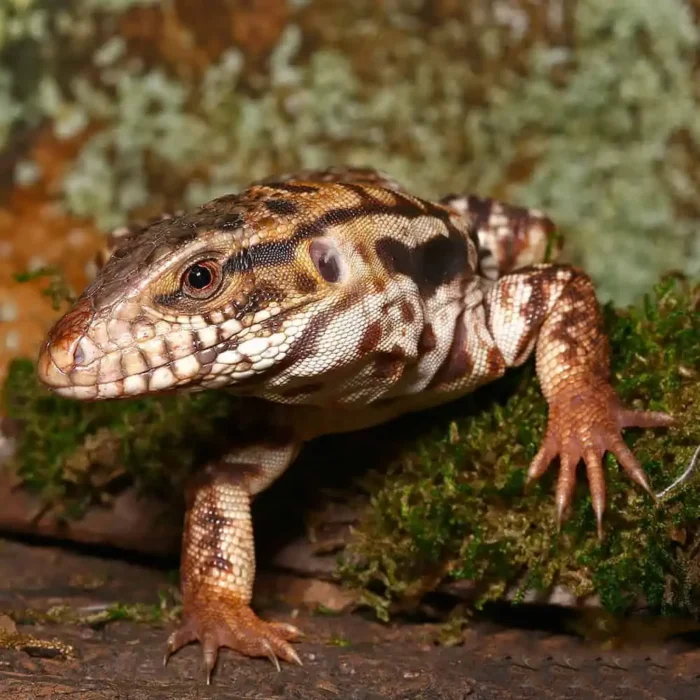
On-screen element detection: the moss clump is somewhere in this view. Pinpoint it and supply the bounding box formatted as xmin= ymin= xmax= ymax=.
xmin=2 ymin=357 xmax=240 ymax=519
xmin=340 ymin=275 xmax=700 ymax=620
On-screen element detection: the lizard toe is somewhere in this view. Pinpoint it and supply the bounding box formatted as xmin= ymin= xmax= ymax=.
xmin=527 ymin=384 xmax=672 ymax=536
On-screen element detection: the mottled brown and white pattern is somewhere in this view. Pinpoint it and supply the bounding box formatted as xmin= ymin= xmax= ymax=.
xmin=37 ymin=166 xmax=672 ymax=682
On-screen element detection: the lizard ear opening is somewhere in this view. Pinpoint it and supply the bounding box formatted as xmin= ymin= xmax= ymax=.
xmin=309 ymin=239 xmax=346 ymax=284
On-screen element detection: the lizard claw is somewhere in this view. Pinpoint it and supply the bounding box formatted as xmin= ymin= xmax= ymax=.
xmin=262 ymin=639 xmax=281 ymax=672
xmin=528 ymin=384 xmax=673 ymax=535
xmin=164 ymin=601 xmax=302 ymax=683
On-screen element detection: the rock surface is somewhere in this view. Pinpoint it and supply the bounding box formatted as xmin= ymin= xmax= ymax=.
xmin=0 ymin=537 xmax=698 ymax=699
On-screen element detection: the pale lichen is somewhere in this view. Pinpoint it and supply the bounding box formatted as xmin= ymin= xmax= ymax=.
xmin=471 ymin=0 xmax=700 ymax=302
xmin=3 ymin=1 xmax=698 ymax=302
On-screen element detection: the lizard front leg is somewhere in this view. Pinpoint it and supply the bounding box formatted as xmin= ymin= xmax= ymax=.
xmin=485 ymin=264 xmax=673 ymax=534
xmin=165 ymin=437 xmax=302 ymax=683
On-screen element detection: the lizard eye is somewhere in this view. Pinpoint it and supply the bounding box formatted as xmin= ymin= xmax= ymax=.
xmin=310 ymin=239 xmax=345 ymax=283
xmin=181 ymin=260 xmax=222 ymax=299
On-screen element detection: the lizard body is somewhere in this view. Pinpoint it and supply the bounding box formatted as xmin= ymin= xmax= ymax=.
xmin=37 ymin=167 xmax=672 ymax=682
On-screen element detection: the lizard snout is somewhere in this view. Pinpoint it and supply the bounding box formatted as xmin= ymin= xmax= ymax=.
xmin=37 ymin=298 xmax=96 ymax=390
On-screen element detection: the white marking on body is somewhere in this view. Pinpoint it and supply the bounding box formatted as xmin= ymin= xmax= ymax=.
xmin=66 ymin=385 xmax=98 ymax=400
xmin=155 ymin=320 xmax=173 ymax=337
xmin=236 ymin=337 xmax=270 ymax=359
xmin=173 ymin=354 xmax=201 ymax=380
xmin=150 ymin=366 xmax=176 ymax=391
xmin=252 ymin=309 xmax=271 ymax=323
xmin=166 ymin=330 xmax=195 ymax=360
xmin=122 ymin=348 xmax=149 ymax=375
xmin=252 ymin=358 xmax=276 ymax=371
xmin=98 ymin=351 xmax=124 ymax=383
xmin=232 ymin=370 xmax=256 ymax=380
xmin=77 ymin=336 xmax=101 ymax=365
xmin=489 ymin=283 xmax=532 ymax=365
xmin=221 ymin=318 xmax=243 ymax=337
xmin=133 ymin=322 xmax=155 ymax=342
xmin=205 ymin=374 xmax=233 ymax=387
xmin=98 ymin=381 xmax=123 ymax=399
xmin=197 ymin=326 xmax=218 ymax=348
xmin=71 ymin=364 xmax=99 ymax=386
xmin=268 ymin=332 xmax=287 ymax=347
xmin=140 ymin=337 xmax=169 ymax=368
xmin=124 ymin=374 xmax=148 ymax=395
xmin=217 ymin=349 xmax=243 ymax=365
xmin=107 ymin=319 xmax=133 ymax=348
xmin=91 ymin=323 xmax=111 ymax=351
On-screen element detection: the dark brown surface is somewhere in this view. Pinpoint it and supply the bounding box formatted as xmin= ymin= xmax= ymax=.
xmin=0 ymin=474 xmax=183 ymax=557
xmin=0 ymin=538 xmax=699 ymax=699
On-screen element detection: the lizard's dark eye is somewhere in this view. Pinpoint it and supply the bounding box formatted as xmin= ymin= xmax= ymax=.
xmin=310 ymin=239 xmax=344 ymax=284
xmin=181 ymin=261 xmax=222 ymax=299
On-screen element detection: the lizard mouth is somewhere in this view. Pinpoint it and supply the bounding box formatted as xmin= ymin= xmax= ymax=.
xmin=38 ymin=302 xmax=297 ymax=400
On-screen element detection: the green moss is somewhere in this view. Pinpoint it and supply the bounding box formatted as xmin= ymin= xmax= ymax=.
xmin=2 ymin=356 xmax=240 ymax=519
xmin=15 ymin=597 xmax=180 ymax=627
xmin=326 ymin=635 xmax=351 ymax=648
xmin=340 ymin=276 xmax=700 ymax=620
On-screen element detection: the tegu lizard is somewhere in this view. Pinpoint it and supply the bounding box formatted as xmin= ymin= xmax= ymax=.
xmin=36 ymin=166 xmax=672 ymax=682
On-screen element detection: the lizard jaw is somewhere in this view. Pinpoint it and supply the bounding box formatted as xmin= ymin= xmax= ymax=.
xmin=37 ymin=296 xmax=302 ymax=400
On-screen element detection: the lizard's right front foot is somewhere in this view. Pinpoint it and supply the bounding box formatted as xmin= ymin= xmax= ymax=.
xmin=164 ymin=598 xmax=303 ymax=683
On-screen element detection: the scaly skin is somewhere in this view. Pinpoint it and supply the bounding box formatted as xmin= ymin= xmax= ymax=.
xmin=36 ymin=167 xmax=672 ymax=682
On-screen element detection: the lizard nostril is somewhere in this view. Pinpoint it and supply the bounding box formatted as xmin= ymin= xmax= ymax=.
xmin=37 ymin=298 xmax=95 ymax=387
xmin=73 ymin=344 xmax=85 ymax=366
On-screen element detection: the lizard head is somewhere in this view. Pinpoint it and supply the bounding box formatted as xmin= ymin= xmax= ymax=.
xmin=37 ymin=180 xmax=436 ymax=400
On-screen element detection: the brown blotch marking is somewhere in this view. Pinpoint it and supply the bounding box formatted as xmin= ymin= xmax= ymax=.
xmin=428 ymin=314 xmax=473 ymax=387
xmin=212 ymin=212 xmax=245 ymax=231
xmin=487 ymin=346 xmax=506 ymax=376
xmin=263 ymin=198 xmax=299 ymax=216
xmin=544 ymin=271 xmax=608 ymax=376
xmin=46 ymin=296 xmax=94 ymax=350
xmin=242 ymin=183 xmax=445 ymax=271
xmin=374 ymin=345 xmax=406 ymax=381
xmin=282 ymin=381 xmax=325 ymax=398
xmin=208 ymin=554 xmax=235 ymax=573
xmin=374 ymin=226 xmax=470 ymax=298
xmin=184 ymin=461 xmax=264 ymax=509
xmin=261 ymin=286 xmax=364 ymax=381
xmin=295 ymin=272 xmax=318 ymax=294
xmin=198 ymin=348 xmax=218 ymax=365
xmin=510 ymin=265 xmax=571 ymax=364
xmin=418 ymin=323 xmax=437 ymax=352
xmin=373 ymin=278 xmax=387 ymax=294
xmin=358 ymin=320 xmax=383 ymax=354
xmin=266 ymin=182 xmax=320 ymax=194
xmin=356 ymin=241 xmax=372 ymax=264
xmin=234 ymin=282 xmax=285 ymax=319
xmin=400 ymin=300 xmax=415 ymax=324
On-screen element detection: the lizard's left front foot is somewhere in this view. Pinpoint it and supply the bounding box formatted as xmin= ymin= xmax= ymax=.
xmin=527 ymin=383 xmax=674 ymax=536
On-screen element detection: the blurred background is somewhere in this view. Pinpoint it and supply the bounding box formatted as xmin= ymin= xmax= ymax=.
xmin=1 ymin=0 xmax=699 ymax=384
